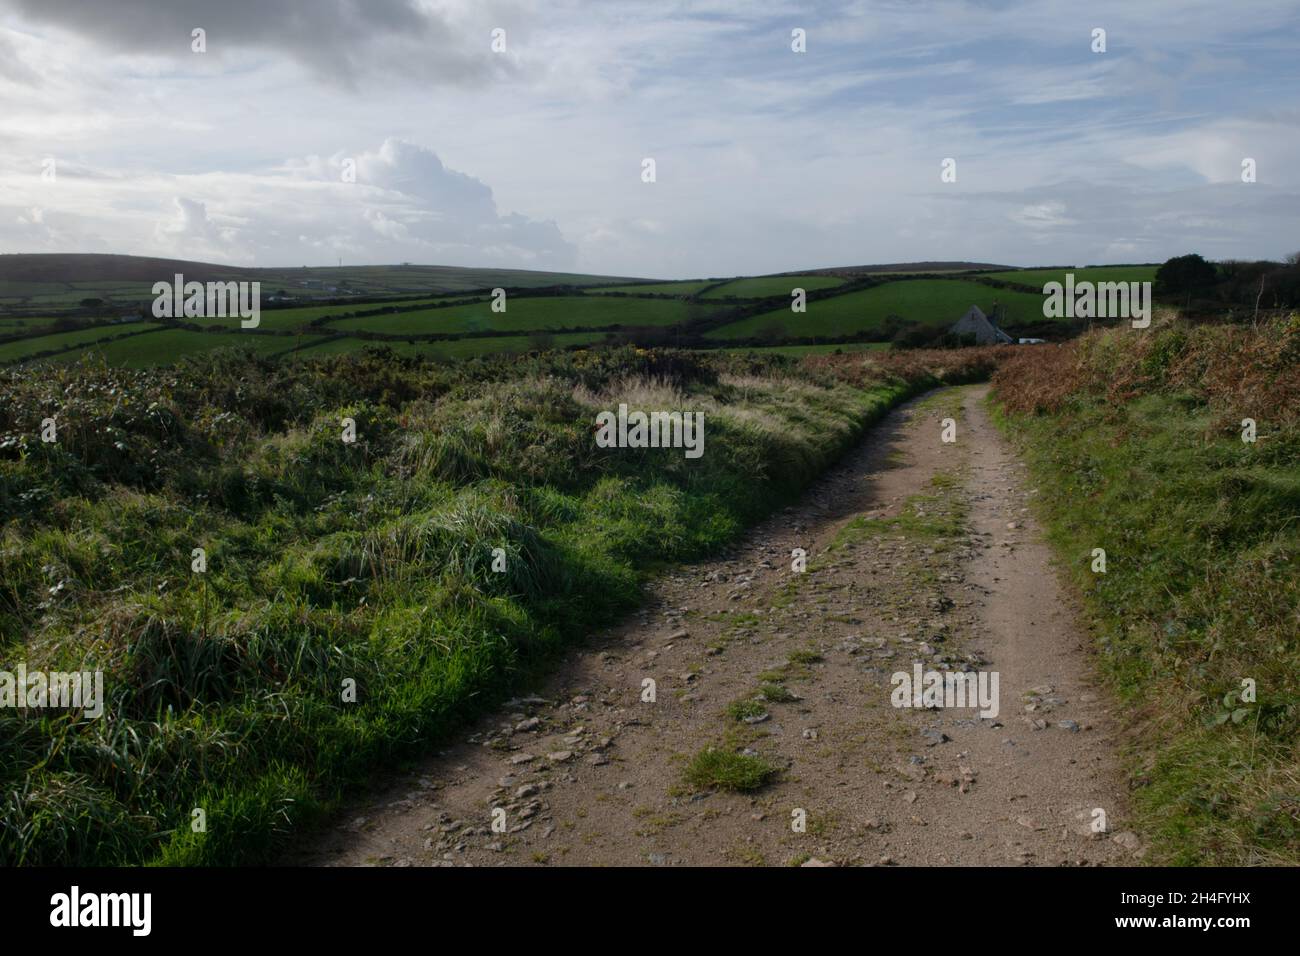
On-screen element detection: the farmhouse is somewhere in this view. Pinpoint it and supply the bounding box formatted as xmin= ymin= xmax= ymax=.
xmin=949 ymin=304 xmax=1013 ymax=344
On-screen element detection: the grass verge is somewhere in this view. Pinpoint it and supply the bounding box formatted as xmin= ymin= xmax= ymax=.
xmin=990 ymin=316 xmax=1300 ymax=865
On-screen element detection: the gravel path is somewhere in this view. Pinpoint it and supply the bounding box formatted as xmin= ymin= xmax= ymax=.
xmin=296 ymin=384 xmax=1136 ymax=867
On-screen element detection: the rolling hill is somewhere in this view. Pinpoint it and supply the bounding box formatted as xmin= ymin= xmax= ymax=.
xmin=0 ymin=256 xmax=1161 ymax=367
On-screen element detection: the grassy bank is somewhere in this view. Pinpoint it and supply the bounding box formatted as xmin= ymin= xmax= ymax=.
xmin=0 ymin=344 xmax=994 ymax=865
xmin=991 ymin=315 xmax=1300 ymax=864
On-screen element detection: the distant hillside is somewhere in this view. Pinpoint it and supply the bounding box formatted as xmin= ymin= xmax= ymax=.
xmin=805 ymin=261 xmax=1015 ymax=276
xmin=0 ymin=254 xmax=645 ymax=311
xmin=0 ymin=254 xmax=247 ymax=284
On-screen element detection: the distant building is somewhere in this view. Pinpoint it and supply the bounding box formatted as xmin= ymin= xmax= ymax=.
xmin=949 ymin=305 xmax=1014 ymax=344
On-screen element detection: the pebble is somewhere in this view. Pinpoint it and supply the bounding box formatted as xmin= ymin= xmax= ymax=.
xmin=1112 ymin=831 xmax=1141 ymax=850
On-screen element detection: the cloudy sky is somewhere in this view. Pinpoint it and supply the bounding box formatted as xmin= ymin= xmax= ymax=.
xmin=1 ymin=0 xmax=1298 ymax=279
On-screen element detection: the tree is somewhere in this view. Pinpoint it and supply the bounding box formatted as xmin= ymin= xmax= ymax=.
xmin=1155 ymin=254 xmax=1217 ymax=295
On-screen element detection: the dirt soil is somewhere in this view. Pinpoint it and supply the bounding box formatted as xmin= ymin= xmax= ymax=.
xmin=295 ymin=384 xmax=1138 ymax=867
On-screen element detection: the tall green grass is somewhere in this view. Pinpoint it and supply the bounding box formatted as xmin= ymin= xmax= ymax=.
xmin=0 ymin=345 xmax=946 ymax=865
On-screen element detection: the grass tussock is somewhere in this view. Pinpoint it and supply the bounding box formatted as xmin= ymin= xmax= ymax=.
xmin=683 ymin=747 xmax=778 ymax=793
xmin=725 ymin=698 xmax=768 ymax=722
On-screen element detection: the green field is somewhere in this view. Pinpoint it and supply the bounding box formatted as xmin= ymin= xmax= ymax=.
xmin=0 ymin=315 xmax=74 ymax=336
xmin=6 ymin=326 xmax=610 ymax=369
xmin=0 ymin=295 xmax=711 ymax=368
xmin=255 ymin=264 xmax=643 ymax=295
xmin=702 ymin=275 xmax=846 ymax=299
xmin=285 ymin=331 xmax=605 ymax=362
xmin=0 ymin=264 xmax=1165 ymax=367
xmin=0 ymin=279 xmax=196 ymax=308
xmin=189 ymin=295 xmax=484 ymax=332
xmin=3 ymin=278 xmax=1042 ymax=366
xmin=0 ymin=259 xmax=644 ymax=310
xmin=56 ymin=329 xmax=309 ymax=366
xmin=1 ymin=335 xmax=884 ymax=371
xmin=0 ymin=323 xmax=165 ymax=363
xmin=706 ymin=279 xmax=1049 ymax=340
xmin=981 ymin=266 xmax=1158 ymax=288
xmin=326 ymin=295 xmax=717 ymax=336
xmin=594 ymin=281 xmax=717 ymax=296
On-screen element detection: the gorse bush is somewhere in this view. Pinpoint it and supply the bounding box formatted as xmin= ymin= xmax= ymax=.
xmin=0 ymin=343 xmax=969 ymax=865
xmin=992 ymin=316 xmax=1300 ymax=864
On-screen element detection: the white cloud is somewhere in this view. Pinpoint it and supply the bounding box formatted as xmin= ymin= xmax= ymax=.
xmin=1010 ymin=201 xmax=1077 ymax=229
xmin=0 ymin=139 xmax=577 ymax=268
xmin=0 ymin=1 xmax=1298 ymax=276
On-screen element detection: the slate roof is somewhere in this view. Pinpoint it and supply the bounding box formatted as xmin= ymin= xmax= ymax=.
xmin=950 ymin=305 xmax=1014 ymax=344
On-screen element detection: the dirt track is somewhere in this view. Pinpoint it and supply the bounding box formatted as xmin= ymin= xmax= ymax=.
xmin=297 ymin=384 xmax=1139 ymax=867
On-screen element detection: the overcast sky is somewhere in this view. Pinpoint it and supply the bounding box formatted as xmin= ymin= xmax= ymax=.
xmin=1 ymin=0 xmax=1298 ymax=279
